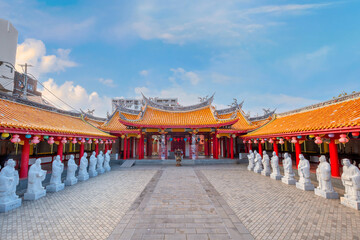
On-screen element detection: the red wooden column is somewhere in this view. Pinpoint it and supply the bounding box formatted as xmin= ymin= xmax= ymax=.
xmin=123 ymin=137 xmax=127 ymax=160
xmin=273 ymin=142 xmax=278 ymax=156
xmin=295 ymin=141 xmax=301 ymax=167
xmin=227 ymin=138 xmax=230 ymax=158
xmin=204 ymin=138 xmax=208 ymax=156
xmin=140 ymin=134 xmax=144 ymax=159
xmin=258 ymin=142 xmax=263 ymax=157
xmin=329 ymin=138 xmax=340 ymax=177
xmin=19 ymin=138 xmax=30 ymax=178
xmin=80 ymin=142 xmax=85 ymax=159
xmin=230 ymin=137 xmax=234 ymax=159
xmin=58 ymin=142 xmax=64 ymax=161
xmin=215 ymin=133 xmax=219 ymax=159
xmin=248 ymin=143 xmax=253 ymax=151
xmin=95 ymin=143 xmax=99 ymax=156
xmin=119 ymin=138 xmax=122 ymax=159
xmin=104 ymin=143 xmax=108 ymax=153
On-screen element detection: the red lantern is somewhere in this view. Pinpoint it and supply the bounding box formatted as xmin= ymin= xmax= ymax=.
xmin=352 ymin=132 xmax=359 ymax=137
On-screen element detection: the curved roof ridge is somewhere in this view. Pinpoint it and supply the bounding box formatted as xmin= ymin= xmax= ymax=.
xmin=141 ymin=93 xmax=215 ymax=112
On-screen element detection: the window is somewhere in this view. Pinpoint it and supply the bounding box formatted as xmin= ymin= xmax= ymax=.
xmin=27 ymin=84 xmax=34 ymax=91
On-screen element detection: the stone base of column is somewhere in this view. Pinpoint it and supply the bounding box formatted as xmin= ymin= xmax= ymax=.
xmin=0 ymin=198 xmax=22 ymax=213
xmin=296 ymin=182 xmax=314 ymax=191
xmin=65 ymin=178 xmax=78 ymax=186
xmin=261 ymin=171 xmax=271 ymax=176
xmin=270 ymin=174 xmax=282 ymax=180
xmin=97 ymin=168 xmax=105 ymax=175
xmin=315 ymin=188 xmax=339 ymax=199
xmin=282 ymin=177 xmax=296 ymax=185
xmin=24 ymin=190 xmax=46 ymax=201
xmin=340 ymin=197 xmax=360 ymax=210
xmin=46 ymin=183 xmax=65 ymax=192
xmin=253 ymin=169 xmax=262 ymax=174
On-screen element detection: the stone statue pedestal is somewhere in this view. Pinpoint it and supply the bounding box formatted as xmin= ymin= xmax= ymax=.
xmin=97 ymin=168 xmax=105 ymax=175
xmin=254 ymin=169 xmax=261 ymax=174
xmin=296 ymin=182 xmax=314 ymax=191
xmin=0 ymin=198 xmax=22 ymax=213
xmin=24 ymin=190 xmax=46 ymax=201
xmin=282 ymin=177 xmax=296 ymax=185
xmin=270 ymin=174 xmax=282 ymax=180
xmin=65 ymin=178 xmax=78 ymax=186
xmin=104 ymin=166 xmax=111 ymax=172
xmin=315 ymin=188 xmax=339 ymax=199
xmin=46 ymin=183 xmax=65 ymax=193
xmin=78 ymin=174 xmax=89 ymax=182
xmin=340 ymin=197 xmax=360 ymax=210
xmin=261 ymin=171 xmax=270 ymax=176
xmin=247 ymin=167 xmax=254 ymax=172
xmin=89 ymin=170 xmax=98 ymax=178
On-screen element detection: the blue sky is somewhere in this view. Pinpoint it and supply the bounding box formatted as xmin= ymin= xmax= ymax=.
xmin=2 ymin=0 xmax=360 ymax=117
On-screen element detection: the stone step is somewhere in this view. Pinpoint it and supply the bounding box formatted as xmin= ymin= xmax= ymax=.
xmin=120 ymin=160 xmax=136 ymax=168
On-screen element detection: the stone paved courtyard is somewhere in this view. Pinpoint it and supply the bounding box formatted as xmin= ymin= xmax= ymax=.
xmin=1 ymin=163 xmax=360 ymax=240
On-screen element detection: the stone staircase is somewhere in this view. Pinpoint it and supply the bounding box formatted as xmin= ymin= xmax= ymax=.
xmin=120 ymin=160 xmax=136 ymax=168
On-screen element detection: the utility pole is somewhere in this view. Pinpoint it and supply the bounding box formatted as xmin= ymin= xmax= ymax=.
xmin=18 ymin=63 xmax=32 ymax=99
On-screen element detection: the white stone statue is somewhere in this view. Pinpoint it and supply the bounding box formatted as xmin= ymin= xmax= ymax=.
xmin=78 ymin=153 xmax=89 ymax=181
xmin=261 ymin=151 xmax=271 ymax=176
xmin=247 ymin=150 xmax=255 ymax=171
xmin=282 ymin=153 xmax=296 ymax=185
xmin=24 ymin=159 xmax=47 ymax=201
xmin=0 ymin=159 xmax=21 ymax=212
xmin=89 ymin=151 xmax=98 ymax=177
xmin=270 ymin=151 xmax=282 ymax=180
xmin=96 ymin=151 xmax=105 ymax=175
xmin=65 ymin=155 xmax=78 ymax=186
xmin=341 ymin=158 xmax=360 ymax=210
xmin=253 ymin=153 xmax=263 ymax=173
xmin=314 ymin=155 xmax=338 ymax=199
xmin=46 ymin=155 xmax=65 ymax=192
xmin=296 ymin=154 xmax=314 ymax=191
xmin=104 ymin=150 xmax=111 ymax=172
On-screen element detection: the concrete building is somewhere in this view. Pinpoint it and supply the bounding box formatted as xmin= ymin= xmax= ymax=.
xmin=112 ymin=97 xmax=178 ymax=112
xmin=0 ymin=19 xmax=18 ymax=95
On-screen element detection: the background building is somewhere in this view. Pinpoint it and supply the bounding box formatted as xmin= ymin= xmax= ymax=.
xmin=0 ymin=18 xmax=18 ymax=95
xmin=112 ymin=97 xmax=178 ymax=112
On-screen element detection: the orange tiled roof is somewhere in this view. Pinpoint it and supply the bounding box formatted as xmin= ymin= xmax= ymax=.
xmin=0 ymin=98 xmax=114 ymax=138
xmin=100 ymin=111 xmax=140 ymax=133
xmin=119 ymin=105 xmax=237 ymax=128
xmin=245 ymin=95 xmax=360 ymax=137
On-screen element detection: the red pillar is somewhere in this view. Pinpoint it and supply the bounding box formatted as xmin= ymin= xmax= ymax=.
xmin=105 ymin=143 xmax=108 ymax=153
xmin=128 ymin=138 xmax=131 ymax=158
xmin=258 ymin=143 xmax=263 ymax=157
xmin=19 ymin=139 xmax=30 ymax=179
xmin=329 ymin=139 xmax=340 ymax=177
xmin=123 ymin=137 xmax=127 ymax=160
xmin=58 ymin=142 xmax=64 ymax=161
xmin=227 ymin=138 xmax=230 ymax=158
xmin=230 ymin=137 xmax=234 ymax=159
xmin=95 ymin=143 xmax=99 ymax=156
xmin=273 ymin=142 xmax=278 ymax=156
xmin=119 ymin=138 xmax=122 ymax=159
xmin=215 ymin=133 xmax=219 ymax=159
xmin=295 ymin=141 xmax=301 ymax=167
xmin=80 ymin=143 xmax=84 ymax=159
xmin=249 ymin=143 xmax=253 ymax=151
xmin=140 ymin=135 xmax=144 ymax=159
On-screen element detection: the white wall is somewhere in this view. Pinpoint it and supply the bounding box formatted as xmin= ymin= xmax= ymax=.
xmin=0 ymin=19 xmax=18 ymax=94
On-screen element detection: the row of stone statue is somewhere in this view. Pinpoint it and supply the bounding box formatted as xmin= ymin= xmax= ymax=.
xmin=0 ymin=150 xmax=112 ymax=213
xmin=247 ymin=150 xmax=360 ymax=210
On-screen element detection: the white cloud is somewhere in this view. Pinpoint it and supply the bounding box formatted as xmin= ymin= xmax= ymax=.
xmin=40 ymin=78 xmax=111 ymax=117
xmin=169 ymin=68 xmax=200 ymax=85
xmin=244 ymin=3 xmax=332 ymax=15
xmin=139 ymin=70 xmax=149 ymax=76
xmin=16 ymin=38 xmax=77 ymax=77
xmin=98 ymin=78 xmax=116 ymax=87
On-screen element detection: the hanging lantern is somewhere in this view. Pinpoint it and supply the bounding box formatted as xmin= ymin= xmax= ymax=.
xmin=69 ymin=137 xmax=73 ymax=140
xmin=339 ymin=134 xmax=349 ymax=144
xmin=279 ymin=138 xmax=285 ymax=145
xmin=169 ymin=138 xmax=173 ymax=142
xmin=285 ymin=137 xmax=290 ymax=140
xmin=254 ymin=139 xmax=258 ymax=144
xmin=95 ymin=139 xmax=99 ymax=144
xmin=352 ymin=132 xmax=359 ymax=138
xmin=314 ymin=136 xmax=323 ymax=145
xmin=48 ymin=137 xmax=55 ymax=153
xmin=72 ymin=138 xmax=77 ymax=144
xmin=248 ymin=140 xmax=252 ymax=144
xmin=269 ymin=138 xmax=274 ymax=144
xmin=31 ymin=136 xmax=40 ymax=144
xmin=1 ymin=132 xmax=9 ymax=138
xmin=297 ymin=135 xmax=302 ymax=139
xmin=88 ymin=139 xmax=92 ymax=144
xmin=261 ymin=139 xmax=265 ymax=144
xmin=184 ymin=138 xmax=187 ymax=142
xmin=61 ymin=137 xmax=67 ymax=144
xmin=291 ymin=137 xmax=297 ymax=144
xmin=81 ymin=138 xmax=86 ymax=143
xmin=25 ymin=134 xmax=31 ymax=139
xmin=328 ymin=133 xmax=335 ymax=138
xmin=11 ymin=135 xmax=21 ymax=154
xmin=243 ymin=140 xmax=246 ymax=144
xmin=100 ymin=140 xmax=104 ymax=144
xmin=43 ymin=135 xmax=49 ymax=140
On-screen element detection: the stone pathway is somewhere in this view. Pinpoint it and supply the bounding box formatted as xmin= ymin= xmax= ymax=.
xmin=108 ymin=167 xmax=253 ymax=240
xmin=201 ymin=165 xmax=360 ymax=240
xmin=0 ymin=166 xmax=156 ymax=240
